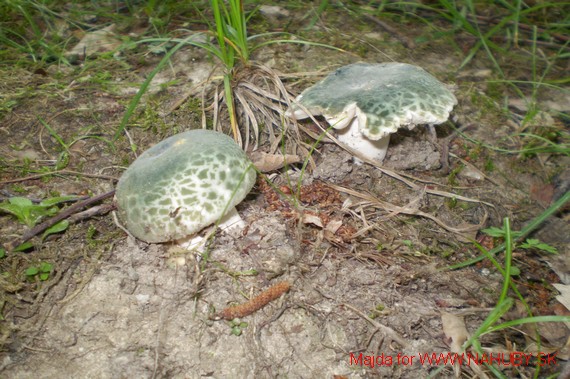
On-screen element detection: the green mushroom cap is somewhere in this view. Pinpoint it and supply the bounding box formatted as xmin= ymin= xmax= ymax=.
xmin=115 ymin=129 xmax=256 ymax=243
xmin=289 ymin=62 xmax=457 ymax=140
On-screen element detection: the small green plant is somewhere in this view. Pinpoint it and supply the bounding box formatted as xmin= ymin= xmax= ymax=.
xmin=0 ymin=195 xmax=78 ymax=227
xmin=25 ymin=262 xmax=53 ymax=281
xmin=483 ymin=156 xmax=495 ymax=172
xmin=368 ymin=303 xmax=386 ymax=319
xmin=459 ymin=133 xmax=570 ymax=161
xmin=0 ymin=195 xmax=77 ymax=250
xmin=446 ymin=196 xmax=458 ymax=209
xmin=482 ymin=226 xmax=558 ymax=254
xmin=446 ymin=165 xmax=462 ymax=186
xmin=85 ymin=224 xmax=98 ymax=247
xmin=42 ymin=219 xmax=70 ymax=241
xmin=229 ymin=319 xmax=248 ymax=336
xmin=0 ymin=0 xmax=70 ymax=64
xmin=519 ymin=239 xmax=558 ymax=254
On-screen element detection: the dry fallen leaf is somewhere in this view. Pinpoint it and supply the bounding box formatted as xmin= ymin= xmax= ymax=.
xmin=554 ymin=283 xmax=570 ymax=330
xmin=301 ymin=212 xmax=323 ymax=228
xmin=441 ymin=312 xmax=469 ymax=353
xmin=325 ymin=219 xmax=343 ymax=234
xmin=441 ymin=312 xmax=489 ymax=379
xmin=249 ymin=151 xmax=301 ymax=172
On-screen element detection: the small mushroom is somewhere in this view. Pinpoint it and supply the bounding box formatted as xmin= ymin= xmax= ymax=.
xmin=286 ymin=62 xmax=457 ymax=163
xmin=115 ymin=129 xmax=256 ymax=246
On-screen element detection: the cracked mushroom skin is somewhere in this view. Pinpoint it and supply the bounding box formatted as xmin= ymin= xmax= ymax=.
xmin=286 ymin=62 xmax=457 ymax=162
xmin=115 ymin=129 xmax=256 ymax=243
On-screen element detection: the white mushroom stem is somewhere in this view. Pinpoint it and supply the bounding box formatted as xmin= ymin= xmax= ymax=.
xmin=177 ymin=234 xmax=206 ymax=252
xmin=216 ymin=207 xmax=246 ymax=237
xmin=426 ymin=124 xmax=437 ymax=144
xmin=335 ymin=118 xmax=391 ymax=164
xmin=176 ymin=207 xmax=245 ymax=251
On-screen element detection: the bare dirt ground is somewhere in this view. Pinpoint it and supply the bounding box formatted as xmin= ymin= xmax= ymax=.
xmin=1 ymin=3 xmax=569 ymax=378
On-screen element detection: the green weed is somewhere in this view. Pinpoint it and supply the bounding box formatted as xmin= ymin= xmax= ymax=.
xmin=0 ymin=195 xmax=78 ymax=227
xmin=449 ymin=190 xmax=570 ymax=269
xmin=25 ymin=261 xmax=53 ymax=281
xmin=0 ymin=195 xmax=78 ymax=250
xmin=228 ymin=319 xmax=248 ymax=336
xmin=38 ymin=116 xmax=115 ymax=161
xmin=439 ymin=199 xmax=569 ymax=377
xmin=459 ymin=218 xmax=569 ymax=377
xmin=482 ymin=225 xmax=558 ymax=254
xmin=457 ymin=128 xmax=570 ymax=157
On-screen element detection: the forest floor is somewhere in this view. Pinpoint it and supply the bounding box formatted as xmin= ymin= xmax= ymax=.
xmin=0 ymin=2 xmax=569 ymax=378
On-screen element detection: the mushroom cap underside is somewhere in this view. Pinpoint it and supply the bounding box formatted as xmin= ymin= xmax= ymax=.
xmin=115 ymin=129 xmax=256 ymax=243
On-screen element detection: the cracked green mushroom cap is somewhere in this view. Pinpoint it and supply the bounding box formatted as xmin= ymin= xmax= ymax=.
xmin=286 ymin=62 xmax=457 ymax=162
xmin=115 ymin=129 xmax=256 ymax=243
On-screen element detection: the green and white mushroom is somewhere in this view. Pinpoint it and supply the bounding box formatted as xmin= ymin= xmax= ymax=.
xmin=115 ymin=129 xmax=256 ymax=246
xmin=286 ymin=62 xmax=457 ymax=163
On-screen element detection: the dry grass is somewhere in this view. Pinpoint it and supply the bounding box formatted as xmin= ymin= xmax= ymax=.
xmin=205 ymin=63 xmax=296 ymax=151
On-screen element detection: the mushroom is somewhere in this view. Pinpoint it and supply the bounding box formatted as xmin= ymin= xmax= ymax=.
xmin=286 ymin=62 xmax=457 ymax=163
xmin=115 ymin=129 xmax=256 ymax=247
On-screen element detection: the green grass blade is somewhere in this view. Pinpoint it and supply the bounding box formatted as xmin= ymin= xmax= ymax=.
xmin=113 ymin=36 xmax=198 ymax=141
xmin=38 ymin=116 xmax=69 ymax=151
xmin=463 ymin=297 xmax=514 ymax=350
xmin=499 ymin=218 xmax=512 ymax=303
xmin=484 ymin=315 xmax=570 ymax=335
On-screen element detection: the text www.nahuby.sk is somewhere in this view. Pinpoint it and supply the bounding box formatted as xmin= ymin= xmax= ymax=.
xmin=349 ymin=352 xmax=557 ymax=368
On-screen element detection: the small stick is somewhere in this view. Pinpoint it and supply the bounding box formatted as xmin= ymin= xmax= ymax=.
xmin=68 ymin=203 xmax=116 ymax=223
xmin=0 ymin=170 xmax=118 ymax=184
xmin=4 ymin=190 xmax=116 ymax=251
xmin=344 ymin=303 xmax=409 ymax=348
xmin=362 ymin=14 xmax=416 ymax=49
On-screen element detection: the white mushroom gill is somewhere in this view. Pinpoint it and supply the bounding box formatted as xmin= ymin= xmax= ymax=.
xmin=286 ymin=62 xmax=457 ymax=163
xmin=115 ymin=129 xmax=256 ymax=247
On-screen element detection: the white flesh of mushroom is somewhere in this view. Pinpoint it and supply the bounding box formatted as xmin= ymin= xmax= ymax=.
xmin=335 ymin=118 xmax=391 ymax=164
xmin=176 ymin=207 xmax=245 ymax=251
xmin=287 ymin=102 xmax=390 ymax=164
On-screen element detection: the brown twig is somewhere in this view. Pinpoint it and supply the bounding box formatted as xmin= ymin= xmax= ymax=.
xmin=67 ymin=203 xmax=116 ymax=223
xmin=362 ymin=14 xmax=416 ymax=49
xmin=4 ymin=190 xmax=116 ymax=251
xmin=343 ymin=303 xmax=409 ymax=348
